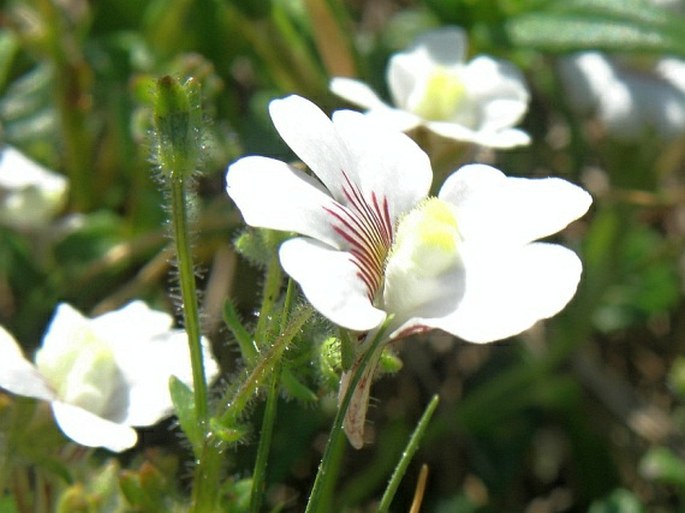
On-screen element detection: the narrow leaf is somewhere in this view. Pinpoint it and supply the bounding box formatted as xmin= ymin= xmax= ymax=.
xmin=168 ymin=376 xmax=201 ymax=453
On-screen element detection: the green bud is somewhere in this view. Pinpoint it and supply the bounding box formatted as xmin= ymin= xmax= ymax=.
xmin=319 ymin=336 xmax=342 ymax=388
xmin=379 ymin=347 xmax=403 ymax=375
xmin=151 ymin=75 xmax=203 ymax=179
xmin=233 ymin=228 xmax=290 ymax=268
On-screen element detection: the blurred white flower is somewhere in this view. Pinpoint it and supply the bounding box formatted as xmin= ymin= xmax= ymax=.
xmin=330 ymin=26 xmax=531 ymax=148
xmin=558 ymin=52 xmax=685 ymax=140
xmin=0 ymin=146 xmax=69 ymax=229
xmin=227 ymin=95 xmax=590 ymax=446
xmin=0 ymin=301 xmax=219 ymax=452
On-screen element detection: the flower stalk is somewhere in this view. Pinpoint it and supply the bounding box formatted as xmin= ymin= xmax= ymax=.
xmin=151 ymin=76 xmax=209 ymax=425
xmin=378 ymin=394 xmax=440 ymax=513
xmin=304 ymin=317 xmax=392 ymax=513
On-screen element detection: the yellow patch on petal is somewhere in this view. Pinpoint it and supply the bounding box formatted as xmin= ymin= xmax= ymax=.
xmin=412 ymin=67 xmax=466 ymax=121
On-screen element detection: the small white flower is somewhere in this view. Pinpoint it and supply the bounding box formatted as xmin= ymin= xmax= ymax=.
xmin=558 ymin=51 xmax=685 ymax=140
xmin=0 ymin=301 xmax=219 ymax=452
xmin=330 ymin=26 xmax=531 ymax=148
xmin=227 ymin=95 xmax=591 ymax=342
xmin=226 ymin=95 xmax=591 ymax=447
xmin=0 ymin=146 xmax=69 ymax=229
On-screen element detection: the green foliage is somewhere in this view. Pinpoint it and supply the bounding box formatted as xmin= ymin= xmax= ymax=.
xmin=506 ymin=0 xmax=685 ymax=55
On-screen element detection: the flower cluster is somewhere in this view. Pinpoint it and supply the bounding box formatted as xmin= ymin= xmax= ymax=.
xmin=0 ymin=301 xmax=218 ymax=452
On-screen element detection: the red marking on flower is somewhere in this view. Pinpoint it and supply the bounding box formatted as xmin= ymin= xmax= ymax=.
xmin=323 ymin=170 xmax=393 ymax=300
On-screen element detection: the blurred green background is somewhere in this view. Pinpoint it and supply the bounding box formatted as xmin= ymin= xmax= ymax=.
xmin=2 ymin=0 xmax=685 ymax=512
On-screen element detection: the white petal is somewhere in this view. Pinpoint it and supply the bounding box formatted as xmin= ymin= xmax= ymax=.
xmin=657 ymin=57 xmax=685 ymax=93
xmin=330 ymin=77 xmax=387 ymax=109
xmin=425 ymin=243 xmax=582 ymax=343
xmin=384 ymin=264 xmax=465 ymax=338
xmin=0 ymin=325 xmax=55 ymax=401
xmin=51 ymin=401 xmax=137 ymax=452
xmin=438 ymin=164 xmax=592 ymax=247
xmin=482 ymin=128 xmax=531 ymax=148
xmin=387 ymin=27 xmax=468 ymax=109
xmin=111 ymin=331 xmax=219 ymax=427
xmin=90 ymin=301 xmax=174 ymax=340
xmin=425 ymin=121 xmax=531 ymax=148
xmin=598 ymin=77 xmax=644 ymax=140
xmin=331 ymin=109 xmax=433 ymax=220
xmin=0 ymin=146 xmax=67 ymax=191
xmin=226 ymin=155 xmax=341 ymax=247
xmin=35 ymin=304 xmax=94 ymax=383
xmin=364 ymin=107 xmax=423 ymax=132
xmin=268 ymin=95 xmax=351 ymax=201
xmin=423 ymin=121 xmax=481 ymax=143
xmin=279 ymin=237 xmax=386 ymax=331
xmin=557 ymin=52 xmax=617 ymax=114
xmin=461 ymin=56 xmax=530 ymax=131
xmin=624 ymin=73 xmax=685 ymax=139
xmin=0 ymin=146 xmax=68 ymax=228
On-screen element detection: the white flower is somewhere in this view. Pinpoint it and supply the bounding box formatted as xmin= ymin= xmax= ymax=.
xmin=558 ymin=51 xmax=685 ymax=140
xmin=226 ymin=94 xmax=590 ymax=447
xmin=330 ymin=26 xmax=531 ymax=148
xmin=0 ymin=301 xmax=219 ymax=452
xmin=0 ymin=146 xmax=69 ymax=229
xmin=227 ymin=95 xmax=591 ymax=344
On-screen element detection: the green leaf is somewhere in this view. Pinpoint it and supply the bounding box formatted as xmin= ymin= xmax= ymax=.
xmin=223 ymin=300 xmax=257 ymax=365
xmin=280 ymin=368 xmax=317 ymax=403
xmin=0 ymin=30 xmax=19 ymax=92
xmin=168 ymin=376 xmax=201 ymax=453
xmin=506 ymin=0 xmax=685 ymax=56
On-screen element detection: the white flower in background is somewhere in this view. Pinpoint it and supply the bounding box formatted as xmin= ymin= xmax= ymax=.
xmin=330 ymin=26 xmax=531 ymax=148
xmin=0 ymin=146 xmax=68 ymax=229
xmin=0 ymin=301 xmax=219 ymax=452
xmin=558 ymin=52 xmax=685 ymax=140
xmin=227 ymin=95 xmax=590 ymax=447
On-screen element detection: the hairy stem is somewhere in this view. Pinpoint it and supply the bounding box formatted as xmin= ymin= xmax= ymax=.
xmin=169 ymin=177 xmax=209 ymax=425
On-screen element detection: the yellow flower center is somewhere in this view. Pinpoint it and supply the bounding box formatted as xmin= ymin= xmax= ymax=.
xmin=390 ymin=197 xmax=461 ymax=277
xmin=411 ymin=68 xmax=466 ymax=121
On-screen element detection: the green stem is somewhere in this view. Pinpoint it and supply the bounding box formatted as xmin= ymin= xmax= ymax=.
xmin=254 ymin=252 xmax=284 ymax=351
xmin=377 ymin=394 xmax=440 ymax=513
xmin=304 ymin=319 xmax=392 ymax=513
xmin=249 ymin=278 xmax=295 ymax=512
xmin=169 ymin=177 xmax=208 ymax=424
xmin=250 ymin=365 xmax=280 ymax=513
xmin=219 ymin=305 xmax=314 ymax=426
xmin=190 ymin=436 xmax=224 ymax=513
